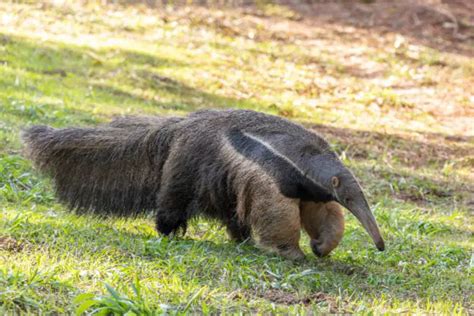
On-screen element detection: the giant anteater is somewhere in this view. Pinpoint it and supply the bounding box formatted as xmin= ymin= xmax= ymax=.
xmin=22 ymin=109 xmax=385 ymax=259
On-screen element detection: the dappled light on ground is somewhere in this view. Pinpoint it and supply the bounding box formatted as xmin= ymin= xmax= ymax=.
xmin=0 ymin=1 xmax=472 ymax=314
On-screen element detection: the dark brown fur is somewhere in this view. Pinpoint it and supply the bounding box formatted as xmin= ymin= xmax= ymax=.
xmin=22 ymin=120 xmax=180 ymax=216
xmin=109 ymin=115 xmax=345 ymax=258
xmin=23 ymin=110 xmax=378 ymax=259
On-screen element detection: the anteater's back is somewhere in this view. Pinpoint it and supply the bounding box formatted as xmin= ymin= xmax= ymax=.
xmin=22 ymin=110 xmax=330 ymax=217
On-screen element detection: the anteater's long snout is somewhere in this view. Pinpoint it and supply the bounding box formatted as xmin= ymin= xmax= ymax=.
xmin=350 ymin=206 xmax=385 ymax=251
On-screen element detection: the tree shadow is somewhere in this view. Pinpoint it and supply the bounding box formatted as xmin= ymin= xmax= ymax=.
xmin=280 ymin=0 xmax=474 ymax=57
xmin=5 ymin=30 xmax=472 ymax=200
xmin=2 ymin=14 xmax=471 ymax=311
xmin=1 ymin=33 xmax=265 ymax=119
xmin=310 ymin=123 xmax=473 ymax=168
xmin=4 ymin=31 xmax=471 ymax=205
xmin=4 ymin=212 xmax=470 ymax=310
xmin=104 ymin=0 xmax=473 ymax=57
xmin=90 ymin=71 xmax=260 ymax=113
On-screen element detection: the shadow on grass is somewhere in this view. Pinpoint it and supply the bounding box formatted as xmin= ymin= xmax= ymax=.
xmin=1 ymin=17 xmax=471 ymax=312
xmin=3 ymin=32 xmax=472 ymax=208
xmin=5 ymin=33 xmax=470 ymax=171
xmin=98 ymin=1 xmax=473 ymax=57
xmin=3 ymin=209 xmax=470 ymax=310
xmin=90 ymin=73 xmax=259 ymax=113
xmin=308 ymin=124 xmax=473 ymax=205
xmin=2 ymin=31 xmax=471 ymax=211
xmin=0 ymin=97 xmax=100 ymax=127
xmin=310 ymin=124 xmax=473 ymax=169
xmin=1 ymin=33 xmax=265 ymax=118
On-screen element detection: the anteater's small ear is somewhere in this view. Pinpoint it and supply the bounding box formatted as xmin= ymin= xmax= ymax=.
xmin=331 ymin=176 xmax=340 ymax=188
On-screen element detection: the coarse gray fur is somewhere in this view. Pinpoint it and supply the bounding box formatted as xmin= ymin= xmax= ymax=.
xmin=22 ymin=109 xmax=384 ymax=258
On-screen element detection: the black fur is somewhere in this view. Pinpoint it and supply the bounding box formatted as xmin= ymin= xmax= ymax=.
xmin=227 ymin=129 xmax=334 ymax=202
xmin=23 ymin=110 xmax=346 ymax=236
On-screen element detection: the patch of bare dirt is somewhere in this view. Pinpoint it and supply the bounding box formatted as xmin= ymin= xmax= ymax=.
xmin=114 ymin=0 xmax=473 ymax=55
xmin=159 ymin=3 xmax=473 ymax=136
xmin=0 ymin=236 xmax=24 ymax=252
xmin=263 ymin=289 xmax=330 ymax=305
xmin=279 ymin=0 xmax=474 ymax=56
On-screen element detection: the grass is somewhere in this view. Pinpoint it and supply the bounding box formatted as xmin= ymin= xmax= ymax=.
xmin=0 ymin=1 xmax=473 ymax=314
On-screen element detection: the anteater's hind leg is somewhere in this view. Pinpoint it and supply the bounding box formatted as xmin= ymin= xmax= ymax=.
xmin=300 ymin=201 xmax=345 ymax=257
xmin=249 ymin=186 xmax=304 ymax=260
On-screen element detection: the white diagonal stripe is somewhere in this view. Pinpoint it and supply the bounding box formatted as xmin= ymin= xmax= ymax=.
xmin=242 ymin=132 xmax=322 ymax=187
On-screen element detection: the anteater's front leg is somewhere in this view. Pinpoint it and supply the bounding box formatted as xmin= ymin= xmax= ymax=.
xmin=249 ymin=186 xmax=304 ymax=260
xmin=300 ymin=201 xmax=345 ymax=257
xmin=226 ymin=215 xmax=251 ymax=242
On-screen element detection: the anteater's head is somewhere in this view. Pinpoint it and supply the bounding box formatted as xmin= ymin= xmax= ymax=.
xmin=311 ymin=153 xmax=385 ymax=251
xmin=330 ymin=170 xmax=385 ymax=251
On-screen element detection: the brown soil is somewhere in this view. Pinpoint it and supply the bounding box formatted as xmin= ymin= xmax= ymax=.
xmin=116 ymin=0 xmax=474 ymax=55
xmin=283 ymin=0 xmax=474 ymax=56
xmin=0 ymin=236 xmax=24 ymax=252
xmin=310 ymin=124 xmax=474 ymax=169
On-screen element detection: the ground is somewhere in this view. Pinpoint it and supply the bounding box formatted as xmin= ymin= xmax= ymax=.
xmin=0 ymin=1 xmax=473 ymax=314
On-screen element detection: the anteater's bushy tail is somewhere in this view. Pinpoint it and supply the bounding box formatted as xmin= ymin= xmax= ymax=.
xmin=21 ymin=119 xmax=178 ymax=216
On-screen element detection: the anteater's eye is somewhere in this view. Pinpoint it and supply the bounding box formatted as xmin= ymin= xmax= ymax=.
xmin=331 ymin=176 xmax=340 ymax=188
